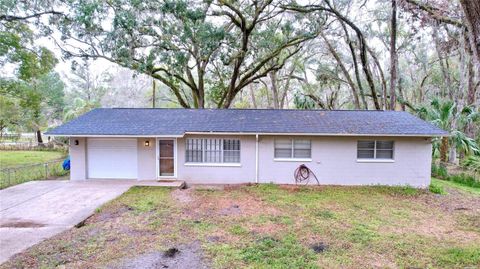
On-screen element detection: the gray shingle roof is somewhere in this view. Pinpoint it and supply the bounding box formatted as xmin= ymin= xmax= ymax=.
xmin=46 ymin=108 xmax=448 ymax=136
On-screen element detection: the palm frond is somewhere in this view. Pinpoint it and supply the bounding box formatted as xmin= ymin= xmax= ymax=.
xmin=450 ymin=130 xmax=480 ymax=156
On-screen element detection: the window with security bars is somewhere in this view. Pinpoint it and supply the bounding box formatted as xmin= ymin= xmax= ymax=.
xmin=357 ymin=140 xmax=394 ymax=159
xmin=186 ymin=139 xmax=240 ymax=163
xmin=274 ymin=139 xmax=311 ymax=159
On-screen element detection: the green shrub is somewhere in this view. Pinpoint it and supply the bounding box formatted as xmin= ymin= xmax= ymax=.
xmin=462 ymin=155 xmax=480 ymax=174
xmin=448 ymin=173 xmax=480 ymax=188
xmin=429 ymin=182 xmax=446 ymax=194
xmin=431 ymin=163 xmax=448 ymax=179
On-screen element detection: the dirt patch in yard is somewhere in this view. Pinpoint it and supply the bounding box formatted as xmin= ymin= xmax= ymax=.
xmin=0 ymin=219 xmax=45 ymax=228
xmin=189 ymin=189 xmax=281 ymax=219
xmin=107 ymin=241 xmax=209 ymax=269
xmin=416 ymin=218 xmax=479 ymax=240
xmin=248 ymin=222 xmax=287 ymax=237
xmin=171 ymin=188 xmax=194 ymax=204
xmin=419 ymin=187 xmax=480 ymax=213
xmin=381 ymin=214 xmax=480 ymax=242
xmin=86 ymin=204 xmax=133 ymax=223
xmin=376 ymin=185 xmax=480 ymax=244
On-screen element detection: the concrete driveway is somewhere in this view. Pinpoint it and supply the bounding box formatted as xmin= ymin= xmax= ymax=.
xmin=0 ymin=180 xmax=133 ymax=264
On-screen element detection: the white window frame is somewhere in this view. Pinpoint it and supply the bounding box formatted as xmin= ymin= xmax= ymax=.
xmin=274 ymin=139 xmax=312 ymax=162
xmin=185 ymin=138 xmax=241 ymax=167
xmin=357 ymin=140 xmax=395 ymax=163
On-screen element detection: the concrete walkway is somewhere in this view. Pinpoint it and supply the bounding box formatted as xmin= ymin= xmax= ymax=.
xmin=0 ymin=179 xmax=184 ymax=264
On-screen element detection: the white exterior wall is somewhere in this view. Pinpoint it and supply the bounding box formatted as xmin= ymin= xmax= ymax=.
xmin=257 ymin=136 xmax=432 ymax=187
xmin=69 ymin=137 xmax=86 ymax=180
xmin=176 ymin=135 xmax=256 ymax=184
xmin=137 ymin=138 xmax=157 ymax=180
xmin=69 ymin=135 xmax=432 ymax=187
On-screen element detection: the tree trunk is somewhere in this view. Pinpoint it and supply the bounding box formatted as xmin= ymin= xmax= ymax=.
xmin=36 ymin=129 xmax=43 ymax=145
xmin=458 ymin=30 xmax=467 ymax=103
xmin=389 ymin=0 xmax=398 ymax=110
xmin=333 ymin=8 xmax=379 ymax=109
xmin=448 ymin=115 xmax=458 ymax=164
xmin=433 ymin=26 xmax=452 ymax=98
xmin=196 ymin=94 xmax=204 ymax=108
xmin=466 ymin=51 xmax=476 ymax=106
xmin=440 ymin=136 xmax=448 ymax=164
xmin=280 ymin=67 xmax=295 ymax=109
xmin=367 ymin=46 xmax=388 ymax=110
xmin=448 ymin=142 xmax=457 ymax=164
xmin=359 ymin=41 xmax=381 ymax=110
xmin=321 ymin=32 xmax=361 ymax=109
xmin=398 ymin=77 xmax=406 ymax=111
xmin=197 ymin=67 xmax=205 ymax=108
xmin=248 ymin=84 xmax=257 ymax=109
xmin=463 ymin=29 xmax=477 ymax=107
xmin=152 ymin=79 xmax=156 ymax=108
xmin=269 ymin=71 xmax=280 ymax=109
xmin=465 ymin=35 xmax=477 ymax=138
xmin=459 ymin=0 xmax=480 ymax=78
xmin=342 ymin=24 xmax=368 ymax=109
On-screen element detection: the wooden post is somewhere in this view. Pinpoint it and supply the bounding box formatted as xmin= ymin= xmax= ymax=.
xmin=45 ymin=163 xmax=48 ymax=179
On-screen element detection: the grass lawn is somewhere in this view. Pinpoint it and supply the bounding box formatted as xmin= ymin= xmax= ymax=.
xmin=3 ymin=183 xmax=479 ymax=269
xmin=0 ymin=150 xmax=65 ymax=168
xmin=432 ymin=177 xmax=480 ymax=195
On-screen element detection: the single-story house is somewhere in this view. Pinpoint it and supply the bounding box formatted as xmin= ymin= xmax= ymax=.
xmin=46 ymin=108 xmax=448 ymax=187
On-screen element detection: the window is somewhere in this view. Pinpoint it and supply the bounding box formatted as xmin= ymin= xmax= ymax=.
xmin=223 ymin=139 xmax=241 ymax=163
xmin=357 ymin=140 xmax=394 ymax=159
xmin=274 ymin=139 xmax=311 ymax=159
xmin=186 ymin=138 xmax=240 ymax=163
xmin=186 ymin=138 xmax=203 ymax=162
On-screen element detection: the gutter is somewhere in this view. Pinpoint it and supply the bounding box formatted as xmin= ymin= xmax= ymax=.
xmin=45 ymin=134 xmax=184 ymax=138
xmin=183 ymin=131 xmax=448 ymax=137
xmin=255 ymin=134 xmax=259 ymax=184
xmin=46 ymin=132 xmax=448 ymax=138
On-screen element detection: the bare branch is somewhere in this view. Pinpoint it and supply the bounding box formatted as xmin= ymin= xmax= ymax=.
xmin=403 ymin=0 xmax=464 ymax=28
xmin=0 ymin=10 xmax=63 ymax=22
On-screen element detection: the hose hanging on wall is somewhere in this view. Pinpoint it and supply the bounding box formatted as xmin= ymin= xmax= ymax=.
xmin=294 ymin=164 xmax=320 ymax=185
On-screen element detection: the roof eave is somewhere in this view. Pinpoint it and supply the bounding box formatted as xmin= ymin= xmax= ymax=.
xmin=184 ymin=131 xmax=448 ymax=137
xmin=45 ymin=132 xmax=448 ymax=137
xmin=44 ymin=134 xmax=184 ymax=138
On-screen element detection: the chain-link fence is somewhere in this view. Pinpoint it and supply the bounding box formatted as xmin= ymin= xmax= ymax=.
xmin=0 ymin=142 xmax=67 ymax=152
xmin=0 ymin=159 xmax=69 ymax=189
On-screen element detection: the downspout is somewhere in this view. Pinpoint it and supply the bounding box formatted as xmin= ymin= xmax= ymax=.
xmin=255 ymin=134 xmax=259 ymax=183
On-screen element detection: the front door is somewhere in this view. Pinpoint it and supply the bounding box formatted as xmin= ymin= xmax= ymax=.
xmin=158 ymin=139 xmax=175 ymax=177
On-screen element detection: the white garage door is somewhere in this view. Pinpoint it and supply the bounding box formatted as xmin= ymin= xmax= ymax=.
xmin=87 ymin=138 xmax=138 ymax=179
